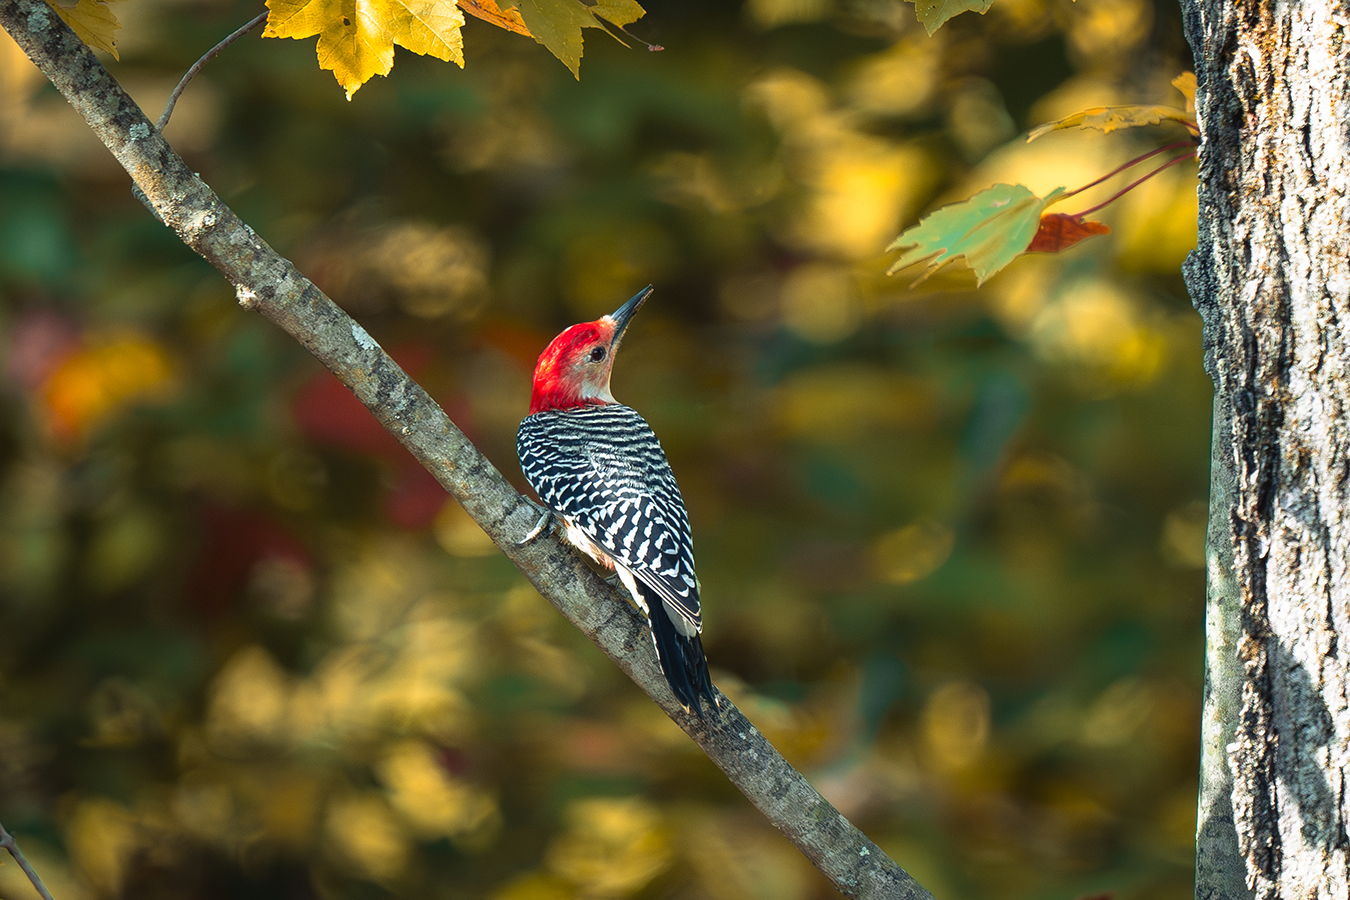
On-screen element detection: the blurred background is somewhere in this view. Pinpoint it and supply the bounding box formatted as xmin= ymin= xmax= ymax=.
xmin=0 ymin=1 xmax=1207 ymax=898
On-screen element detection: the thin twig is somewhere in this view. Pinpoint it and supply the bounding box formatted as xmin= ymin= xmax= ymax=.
xmin=0 ymin=822 xmax=57 ymax=900
xmin=1055 ymin=140 xmax=1196 ymax=202
xmin=1069 ymin=149 xmax=1197 ymax=218
xmin=158 ymin=10 xmax=268 ymax=131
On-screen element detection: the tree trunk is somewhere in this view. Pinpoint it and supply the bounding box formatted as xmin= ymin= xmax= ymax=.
xmin=1183 ymin=0 xmax=1350 ymax=896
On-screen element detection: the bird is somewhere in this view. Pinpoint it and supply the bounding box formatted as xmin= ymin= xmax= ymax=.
xmin=516 ymin=286 xmax=718 ymax=715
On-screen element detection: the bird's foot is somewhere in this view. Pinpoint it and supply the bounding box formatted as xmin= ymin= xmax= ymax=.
xmin=518 ymin=499 xmax=554 ymax=545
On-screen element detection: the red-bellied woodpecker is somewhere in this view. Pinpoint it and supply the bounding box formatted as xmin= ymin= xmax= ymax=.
xmin=517 ymin=286 xmax=717 ymax=715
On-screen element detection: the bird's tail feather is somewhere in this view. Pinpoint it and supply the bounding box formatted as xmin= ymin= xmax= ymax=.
xmin=636 ymin=583 xmax=717 ymax=715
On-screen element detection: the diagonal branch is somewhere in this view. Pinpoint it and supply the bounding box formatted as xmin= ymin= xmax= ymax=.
xmin=0 ymin=4 xmax=933 ymax=898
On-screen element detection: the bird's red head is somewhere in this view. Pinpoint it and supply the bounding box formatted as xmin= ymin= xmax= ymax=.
xmin=528 ymin=286 xmax=653 ymax=414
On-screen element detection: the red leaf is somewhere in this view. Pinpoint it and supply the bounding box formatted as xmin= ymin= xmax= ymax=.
xmin=291 ymin=342 xmax=465 ymax=460
xmin=383 ymin=464 xmax=447 ymax=531
xmin=1027 ymin=213 xmax=1111 ymax=253
xmin=290 ymin=342 xmax=462 ymax=532
xmin=186 ymin=504 xmax=311 ymax=618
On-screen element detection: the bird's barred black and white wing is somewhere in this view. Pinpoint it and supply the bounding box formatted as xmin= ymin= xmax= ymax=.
xmin=517 ymin=404 xmax=701 ymax=633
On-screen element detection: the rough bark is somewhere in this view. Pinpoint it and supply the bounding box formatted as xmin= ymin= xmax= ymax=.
xmin=0 ymin=3 xmax=934 ymax=898
xmin=1182 ymin=0 xmax=1350 ymax=895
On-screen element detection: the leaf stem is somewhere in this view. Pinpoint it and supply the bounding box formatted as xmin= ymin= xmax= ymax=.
xmin=158 ymin=10 xmax=268 ymax=132
xmin=593 ymin=15 xmax=663 ymax=51
xmin=1068 ymin=149 xmax=1197 ymax=218
xmin=612 ymin=21 xmax=663 ymax=51
xmin=0 ymin=821 xmax=57 ymax=900
xmin=1054 ymin=140 xmax=1196 ymax=203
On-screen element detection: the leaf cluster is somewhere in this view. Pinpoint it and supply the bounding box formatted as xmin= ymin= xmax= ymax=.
xmin=51 ymin=0 xmax=647 ymax=95
xmin=888 ymin=73 xmax=1198 ymax=286
xmin=264 ymin=0 xmax=647 ymax=95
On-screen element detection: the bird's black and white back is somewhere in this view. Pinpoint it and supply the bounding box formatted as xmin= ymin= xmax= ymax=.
xmin=517 ymin=403 xmax=715 ymax=711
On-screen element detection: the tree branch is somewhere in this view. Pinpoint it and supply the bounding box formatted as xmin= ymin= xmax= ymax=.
xmin=0 ymin=3 xmax=934 ymax=898
xmin=0 ymin=822 xmax=56 ymax=900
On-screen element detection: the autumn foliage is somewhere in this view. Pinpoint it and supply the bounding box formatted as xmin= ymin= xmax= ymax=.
xmin=3 ymin=1 xmax=1208 ymax=898
xmin=888 ymin=73 xmax=1198 ymax=285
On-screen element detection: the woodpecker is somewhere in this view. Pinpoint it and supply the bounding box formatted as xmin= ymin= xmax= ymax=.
xmin=517 ymin=286 xmax=717 ymax=715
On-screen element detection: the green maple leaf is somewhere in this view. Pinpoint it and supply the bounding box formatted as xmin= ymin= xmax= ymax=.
xmin=908 ymin=0 xmax=994 ymax=35
xmin=887 ymin=183 xmax=1066 ymax=286
xmin=512 ymin=0 xmax=645 ymax=78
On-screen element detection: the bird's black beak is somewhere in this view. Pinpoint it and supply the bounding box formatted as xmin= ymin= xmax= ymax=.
xmin=609 ymin=285 xmax=654 ymax=344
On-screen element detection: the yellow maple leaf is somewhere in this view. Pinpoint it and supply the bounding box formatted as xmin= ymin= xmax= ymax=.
xmin=1172 ymin=72 xmax=1196 ymax=115
xmin=264 ymin=0 xmax=464 ymax=99
xmin=1027 ymin=103 xmax=1198 ymax=142
xmin=387 ymin=0 xmax=465 ymax=61
xmin=48 ymin=0 xmax=126 ymax=60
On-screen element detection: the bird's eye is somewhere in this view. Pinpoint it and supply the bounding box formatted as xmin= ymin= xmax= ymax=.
xmin=589 ymin=346 xmax=606 ymax=362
